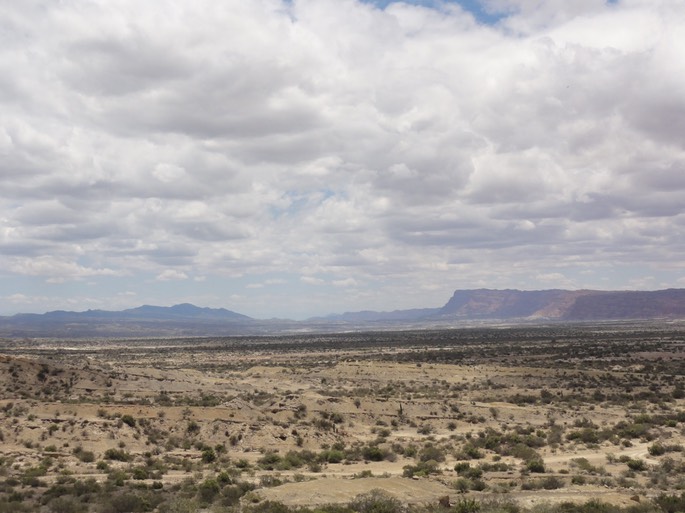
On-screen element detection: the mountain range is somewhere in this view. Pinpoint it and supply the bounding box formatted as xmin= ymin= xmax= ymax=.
xmin=1 ymin=288 xmax=685 ymax=337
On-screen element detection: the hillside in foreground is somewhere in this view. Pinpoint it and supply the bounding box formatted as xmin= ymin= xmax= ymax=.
xmin=1 ymin=325 xmax=684 ymax=512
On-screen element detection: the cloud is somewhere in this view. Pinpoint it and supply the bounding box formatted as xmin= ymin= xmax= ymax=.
xmin=156 ymin=270 xmax=189 ymax=281
xmin=0 ymin=0 xmax=683 ymax=318
xmin=3 ymin=293 xmax=48 ymax=306
xmin=8 ymin=257 xmax=121 ymax=282
xmin=301 ymin=276 xmax=325 ymax=286
xmin=333 ymin=278 xmax=358 ymax=288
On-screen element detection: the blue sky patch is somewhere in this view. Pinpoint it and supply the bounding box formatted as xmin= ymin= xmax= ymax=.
xmin=363 ymin=0 xmax=506 ymax=25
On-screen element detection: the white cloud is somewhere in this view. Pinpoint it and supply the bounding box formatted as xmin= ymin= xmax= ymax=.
xmin=301 ymin=276 xmax=325 ymax=286
xmin=0 ymin=0 xmax=683 ymax=318
xmin=8 ymin=257 xmax=121 ymax=281
xmin=156 ymin=270 xmax=189 ymax=281
xmin=333 ymin=278 xmax=358 ymax=288
xmin=4 ymin=293 xmax=46 ymax=305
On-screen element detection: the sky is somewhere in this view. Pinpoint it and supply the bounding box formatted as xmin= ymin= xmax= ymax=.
xmin=1 ymin=0 xmax=684 ymax=320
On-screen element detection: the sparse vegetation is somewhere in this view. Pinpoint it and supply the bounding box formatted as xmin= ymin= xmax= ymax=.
xmin=1 ymin=324 xmax=685 ymax=510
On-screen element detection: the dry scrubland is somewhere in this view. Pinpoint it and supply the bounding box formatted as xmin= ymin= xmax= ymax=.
xmin=1 ymin=324 xmax=685 ymax=513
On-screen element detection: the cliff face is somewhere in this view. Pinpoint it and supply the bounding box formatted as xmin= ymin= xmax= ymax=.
xmin=438 ymin=288 xmax=685 ymax=320
xmin=563 ymin=289 xmax=685 ymax=320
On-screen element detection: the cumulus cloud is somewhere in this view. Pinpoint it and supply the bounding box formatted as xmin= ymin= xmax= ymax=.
xmin=0 ymin=0 xmax=683 ymax=318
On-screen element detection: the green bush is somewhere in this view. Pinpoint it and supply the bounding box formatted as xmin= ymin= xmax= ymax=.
xmin=131 ymin=467 xmax=148 ymax=480
xmin=541 ymin=476 xmax=563 ymax=489
xmin=654 ymin=492 xmax=685 ymax=513
xmin=361 ymin=445 xmax=387 ymax=462
xmin=73 ymin=447 xmax=95 ymax=463
xmin=201 ymin=447 xmax=216 ymax=464
xmin=47 ymin=497 xmax=87 ymax=513
xmin=648 ymin=443 xmax=665 ymax=456
xmin=419 ymin=444 xmax=446 ymax=463
xmin=402 ymin=460 xmax=440 ymax=478
xmin=102 ymin=493 xmax=146 ymax=513
xmin=526 ymin=460 xmax=545 ymax=473
xmin=103 ymin=449 xmax=131 ymax=462
xmin=626 ymin=459 xmax=647 ymax=471
xmin=257 ymin=452 xmax=282 ymax=470
xmin=197 ymin=478 xmax=220 ymax=505
xmin=120 ymin=415 xmax=136 ymax=428
xmin=453 ymin=497 xmax=480 ymax=513
xmin=348 ymin=489 xmax=404 ymax=513
xmin=245 ymin=501 xmax=292 ymax=513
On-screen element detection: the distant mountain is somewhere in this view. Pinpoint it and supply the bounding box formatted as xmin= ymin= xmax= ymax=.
xmin=1 ymin=304 xmax=253 ymax=338
xmin=1 ymin=289 xmax=684 ymax=338
xmin=313 ymin=308 xmax=441 ymax=323
xmin=437 ymin=288 xmax=685 ymax=321
xmin=313 ymin=288 xmax=685 ymax=324
xmin=563 ymin=289 xmax=685 ymax=320
xmin=14 ymin=303 xmax=251 ymax=322
xmin=121 ymin=303 xmax=252 ymax=321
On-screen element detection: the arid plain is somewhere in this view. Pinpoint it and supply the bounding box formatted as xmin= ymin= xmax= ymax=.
xmin=1 ymin=323 xmax=685 ymax=513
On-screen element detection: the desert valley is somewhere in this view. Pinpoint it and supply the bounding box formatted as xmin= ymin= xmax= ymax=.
xmin=1 ymin=322 xmax=685 ymax=512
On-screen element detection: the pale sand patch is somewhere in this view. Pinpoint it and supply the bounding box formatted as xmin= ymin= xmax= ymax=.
xmin=257 ymin=477 xmax=453 ymax=506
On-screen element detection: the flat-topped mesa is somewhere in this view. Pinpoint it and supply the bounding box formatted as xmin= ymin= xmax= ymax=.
xmin=438 ymin=288 xmax=685 ymax=320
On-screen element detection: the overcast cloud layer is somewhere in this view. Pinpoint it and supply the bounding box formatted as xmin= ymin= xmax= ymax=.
xmin=1 ymin=0 xmax=684 ymax=319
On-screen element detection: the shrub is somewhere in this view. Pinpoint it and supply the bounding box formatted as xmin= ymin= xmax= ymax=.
xmin=454 ymin=478 xmax=471 ymax=493
xmin=348 ymin=489 xmax=404 ymax=513
xmin=120 ymin=415 xmax=136 ymax=428
xmin=453 ymin=497 xmax=480 ymax=513
xmin=73 ymin=447 xmax=95 ymax=463
xmin=417 ymin=424 xmax=433 ymax=435
xmin=103 ymin=493 xmax=146 ymax=513
xmin=526 ymin=460 xmax=545 ymax=473
xmin=260 ymin=475 xmax=283 ymax=488
xmin=258 ymin=452 xmax=283 ymax=470
xmin=654 ymin=492 xmax=685 ymax=513
xmin=361 ymin=445 xmax=387 ymax=462
xmin=73 ymin=478 xmax=101 ymax=496
xmin=131 ymin=467 xmax=148 ymax=480
xmin=454 ymin=462 xmax=471 ymax=474
xmin=162 ymin=498 xmax=198 ymax=513
xmin=402 ymin=460 xmax=440 ymax=478
xmin=201 ymin=447 xmax=216 ymax=464
xmin=322 ymin=449 xmax=345 ymax=464
xmin=103 ymin=449 xmax=131 ymax=462
xmin=48 ymin=497 xmax=87 ymax=513
xmin=566 ymin=428 xmax=599 ymax=444
xmin=626 ymin=459 xmax=647 ymax=471
xmin=246 ymin=501 xmax=292 ymax=513
xmin=646 ymin=442 xmax=662 ymax=457
xmin=197 ymin=478 xmax=220 ymax=505
xmin=508 ymin=444 xmax=540 ymax=463
xmin=470 ymin=478 xmax=487 ymax=491
xmin=541 ymin=476 xmax=563 ymax=489
xmin=419 ymin=444 xmax=446 ymax=463
xmin=456 ymin=444 xmax=484 ymax=460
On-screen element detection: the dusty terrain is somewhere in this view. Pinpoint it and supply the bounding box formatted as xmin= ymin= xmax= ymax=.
xmin=0 ymin=323 xmax=684 ymax=512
